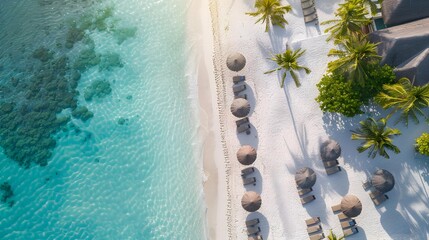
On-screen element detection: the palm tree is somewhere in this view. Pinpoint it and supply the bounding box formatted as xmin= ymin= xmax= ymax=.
xmin=327 ymin=230 xmax=345 ymax=240
xmin=356 ymin=0 xmax=381 ymax=16
xmin=351 ymin=117 xmax=401 ymax=159
xmin=265 ymin=48 xmax=311 ymax=88
xmin=321 ymin=0 xmax=371 ymax=41
xmin=327 ymin=33 xmax=381 ymax=84
xmin=246 ymin=0 xmax=292 ymax=32
xmin=375 ymin=78 xmax=429 ymax=125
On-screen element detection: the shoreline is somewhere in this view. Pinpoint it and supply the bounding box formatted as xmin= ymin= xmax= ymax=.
xmin=187 ymin=0 xmax=231 ymax=239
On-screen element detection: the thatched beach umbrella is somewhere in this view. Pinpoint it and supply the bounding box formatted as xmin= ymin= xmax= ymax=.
xmin=295 ymin=167 xmax=317 ymax=189
xmin=237 ymin=145 xmax=257 ymax=165
xmin=341 ymin=195 xmax=362 ymax=218
xmin=320 ymin=139 xmax=341 ymax=161
xmin=372 ymin=169 xmax=395 ymax=193
xmin=230 ymin=98 xmax=250 ymax=118
xmin=241 ymin=191 xmax=261 ymax=212
xmin=226 ymin=52 xmax=246 ymax=72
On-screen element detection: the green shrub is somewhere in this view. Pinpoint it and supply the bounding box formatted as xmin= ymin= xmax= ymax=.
xmin=416 ymin=133 xmax=429 ymax=156
xmin=316 ymin=73 xmax=363 ymax=117
xmin=316 ymin=64 xmax=396 ymax=117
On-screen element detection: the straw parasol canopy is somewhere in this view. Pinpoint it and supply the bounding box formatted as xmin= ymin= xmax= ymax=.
xmin=237 ymin=145 xmax=257 ymax=165
xmin=226 ymin=52 xmax=246 ymax=72
xmin=230 ymin=98 xmax=250 ymax=118
xmin=341 ymin=195 xmax=362 ymax=218
xmin=320 ymin=139 xmax=341 ymax=161
xmin=372 ymin=169 xmax=395 ymax=193
xmin=241 ymin=191 xmax=261 ymax=212
xmin=295 ymin=167 xmax=317 ymax=189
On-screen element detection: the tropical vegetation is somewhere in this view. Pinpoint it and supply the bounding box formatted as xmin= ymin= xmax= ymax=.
xmin=327 ymin=33 xmax=381 ymax=84
xmin=416 ymin=133 xmax=429 ymax=156
xmin=327 ymin=229 xmax=345 ymax=240
xmin=321 ymin=0 xmax=371 ymax=42
xmin=246 ymin=0 xmax=292 ymax=32
xmin=265 ymin=48 xmax=311 ymax=88
xmin=356 ymin=0 xmax=381 ymax=15
xmin=316 ymin=73 xmax=363 ymax=117
xmin=351 ymin=117 xmax=401 ymax=159
xmin=316 ymin=64 xmax=395 ymax=117
xmin=375 ymin=78 xmax=429 ymax=125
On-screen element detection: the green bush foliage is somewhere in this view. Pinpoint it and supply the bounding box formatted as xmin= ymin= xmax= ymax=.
xmin=316 ymin=73 xmax=363 ymax=117
xmin=416 ymin=133 xmax=429 ymax=156
xmin=316 ymin=64 xmax=396 ymax=117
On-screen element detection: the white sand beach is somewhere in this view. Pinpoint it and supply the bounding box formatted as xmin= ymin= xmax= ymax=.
xmin=197 ymin=0 xmax=429 ymax=239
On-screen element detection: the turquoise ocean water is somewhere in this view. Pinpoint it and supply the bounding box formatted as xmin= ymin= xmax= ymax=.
xmin=0 ymin=0 xmax=206 ymax=239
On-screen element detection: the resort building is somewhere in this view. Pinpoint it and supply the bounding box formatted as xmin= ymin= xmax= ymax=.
xmin=369 ymin=0 xmax=429 ymax=85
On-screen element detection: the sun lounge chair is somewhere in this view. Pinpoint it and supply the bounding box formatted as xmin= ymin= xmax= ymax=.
xmin=323 ymin=160 xmax=339 ymax=168
xmin=234 ymin=94 xmax=247 ymax=100
xmin=341 ymin=219 xmax=356 ymax=229
xmin=301 ymin=195 xmax=316 ymax=205
xmin=326 ymin=166 xmax=341 ymax=175
xmin=233 ymin=84 xmax=246 ymax=95
xmin=303 ymin=7 xmax=316 ymax=16
xmin=237 ymin=124 xmax=251 ymax=134
xmin=304 ymin=13 xmax=318 ymax=23
xmin=247 ymin=226 xmax=261 ymax=236
xmin=309 ymin=233 xmax=324 ymax=240
xmin=243 ymin=177 xmax=256 ymax=186
xmin=307 ymin=224 xmax=321 ymax=234
xmin=301 ymin=0 xmax=314 ymax=9
xmin=343 ymin=227 xmax=359 ymax=236
xmin=241 ymin=166 xmax=255 ymax=178
xmin=233 ymin=75 xmax=245 ymax=84
xmin=246 ymin=218 xmax=260 ymax=227
xmin=248 ymin=235 xmax=263 ymax=240
xmin=369 ymin=190 xmax=383 ymax=199
xmin=331 ymin=203 xmax=341 ymax=213
xmin=362 ymin=180 xmax=372 ymax=190
xmin=298 ymin=188 xmax=313 ymax=196
xmin=236 ymin=117 xmax=249 ymax=127
xmin=338 ymin=212 xmax=351 ymax=221
xmin=305 ymin=217 xmax=320 ymax=226
xmin=372 ymin=194 xmax=389 ymax=206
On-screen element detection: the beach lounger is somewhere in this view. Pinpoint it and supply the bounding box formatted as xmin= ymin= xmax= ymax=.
xmin=236 ymin=117 xmax=249 ymax=127
xmin=362 ymin=180 xmax=372 ymax=190
xmin=305 ymin=217 xmax=320 ymax=226
xmin=326 ymin=166 xmax=341 ymax=175
xmin=338 ymin=212 xmax=351 ymax=221
xmin=301 ymin=195 xmax=316 ymax=205
xmin=303 ymin=7 xmax=316 ymax=16
xmin=309 ymin=233 xmax=324 ymax=240
xmin=304 ymin=14 xmax=318 ymax=23
xmin=307 ymin=224 xmax=321 ymax=234
xmin=369 ymin=190 xmax=383 ymax=199
xmin=248 ymin=235 xmax=263 ymax=240
xmin=341 ymin=219 xmax=356 ymax=229
xmin=241 ymin=166 xmax=255 ymax=178
xmin=301 ymin=0 xmax=314 ymax=9
xmin=247 ymin=226 xmax=261 ymax=236
xmin=234 ymin=93 xmax=247 ymax=100
xmin=323 ymin=160 xmax=339 ymax=168
xmin=331 ymin=203 xmax=341 ymax=213
xmin=372 ymin=194 xmax=389 ymax=206
xmin=237 ymin=124 xmax=251 ymax=134
xmin=343 ymin=227 xmax=359 ymax=236
xmin=243 ymin=177 xmax=256 ymax=186
xmin=233 ymin=75 xmax=246 ymax=84
xmin=246 ymin=218 xmax=260 ymax=227
xmin=298 ymin=188 xmax=313 ymax=196
xmin=233 ymin=84 xmax=246 ymax=95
